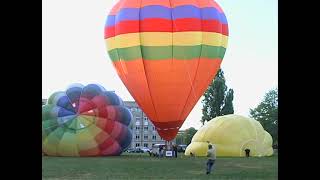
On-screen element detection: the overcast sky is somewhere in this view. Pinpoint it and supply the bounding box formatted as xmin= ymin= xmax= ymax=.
xmin=42 ymin=0 xmax=278 ymax=130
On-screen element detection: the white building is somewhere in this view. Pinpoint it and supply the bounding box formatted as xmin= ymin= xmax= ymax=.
xmin=124 ymin=101 xmax=175 ymax=149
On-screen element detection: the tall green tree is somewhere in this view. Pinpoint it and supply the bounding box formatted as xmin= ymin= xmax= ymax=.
xmin=221 ymin=89 xmax=234 ymax=115
xmin=201 ymin=69 xmax=234 ymax=125
xmin=250 ymin=88 xmax=278 ymax=144
xmin=183 ymin=127 xmax=197 ymax=145
xmin=175 ymin=133 xmax=184 ymax=145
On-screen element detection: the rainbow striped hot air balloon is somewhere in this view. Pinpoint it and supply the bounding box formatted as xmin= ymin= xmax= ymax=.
xmin=42 ymin=84 xmax=132 ymax=156
xmin=105 ymin=0 xmax=228 ymax=141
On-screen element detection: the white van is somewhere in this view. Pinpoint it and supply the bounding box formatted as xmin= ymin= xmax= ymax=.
xmin=151 ymin=144 xmax=165 ymax=156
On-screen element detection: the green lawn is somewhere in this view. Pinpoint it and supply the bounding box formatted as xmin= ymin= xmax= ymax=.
xmin=42 ymin=153 xmax=278 ymax=180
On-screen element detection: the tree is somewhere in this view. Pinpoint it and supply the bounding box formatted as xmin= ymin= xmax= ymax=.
xmin=201 ymin=69 xmax=234 ymax=125
xmin=183 ymin=127 xmax=197 ymax=145
xmin=250 ymin=88 xmax=278 ymax=144
xmin=221 ymin=89 xmax=234 ymax=115
xmin=175 ymin=133 xmax=184 ymax=145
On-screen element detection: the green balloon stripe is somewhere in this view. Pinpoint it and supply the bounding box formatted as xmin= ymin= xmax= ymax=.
xmin=42 ymin=105 xmax=55 ymax=121
xmin=108 ymin=45 xmax=226 ymax=61
xmin=67 ymin=118 xmax=78 ymax=130
xmin=45 ymin=127 xmax=65 ymax=153
xmin=43 ymin=119 xmax=59 ymax=135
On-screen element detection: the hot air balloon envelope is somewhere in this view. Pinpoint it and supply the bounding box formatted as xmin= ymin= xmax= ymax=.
xmin=42 ymin=84 xmax=133 ymax=156
xmin=105 ymin=0 xmax=229 ymax=141
xmin=185 ymin=115 xmax=273 ymax=157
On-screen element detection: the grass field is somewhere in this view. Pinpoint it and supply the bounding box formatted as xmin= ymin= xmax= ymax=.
xmin=42 ymin=153 xmax=278 ymax=180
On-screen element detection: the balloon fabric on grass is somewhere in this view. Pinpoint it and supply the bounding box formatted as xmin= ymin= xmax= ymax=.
xmin=42 ymin=84 xmax=132 ymax=156
xmin=185 ymin=115 xmax=273 ymax=157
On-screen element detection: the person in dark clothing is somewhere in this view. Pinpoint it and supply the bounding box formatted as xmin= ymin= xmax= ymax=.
xmin=173 ymin=145 xmax=178 ymax=158
xmin=245 ymin=149 xmax=250 ymax=157
xmin=159 ymin=146 xmax=163 ymax=158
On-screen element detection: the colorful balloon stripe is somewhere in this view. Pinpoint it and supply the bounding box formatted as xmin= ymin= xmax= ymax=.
xmin=109 ymin=0 xmax=225 ymax=15
xmin=107 ymin=5 xmax=227 ymax=26
xmin=105 ymin=18 xmax=228 ymax=38
xmin=106 ymin=32 xmax=228 ymax=50
xmin=108 ymin=45 xmax=226 ymax=61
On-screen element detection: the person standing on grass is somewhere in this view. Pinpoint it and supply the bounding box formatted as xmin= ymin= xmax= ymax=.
xmin=245 ymin=149 xmax=250 ymax=157
xmin=159 ymin=145 xmax=163 ymax=158
xmin=206 ymin=143 xmax=216 ymax=175
xmin=173 ymin=145 xmax=178 ymax=158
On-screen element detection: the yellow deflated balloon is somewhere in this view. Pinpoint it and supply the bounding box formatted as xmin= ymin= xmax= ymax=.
xmin=185 ymin=114 xmax=273 ymax=157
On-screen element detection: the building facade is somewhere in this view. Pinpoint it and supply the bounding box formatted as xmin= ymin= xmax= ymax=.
xmin=124 ymin=101 xmax=175 ymax=149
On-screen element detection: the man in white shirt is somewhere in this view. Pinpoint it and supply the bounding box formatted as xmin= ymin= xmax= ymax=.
xmin=206 ymin=143 xmax=216 ymax=174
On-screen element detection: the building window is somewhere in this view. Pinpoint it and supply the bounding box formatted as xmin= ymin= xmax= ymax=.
xmin=152 ymin=143 xmax=155 ymax=147
xmin=152 ymin=135 xmax=156 ymax=140
xmin=135 ymin=143 xmax=140 ymax=147
xmin=144 ymin=143 xmax=148 ymax=148
xmin=152 ymin=126 xmax=155 ymax=130
xmin=136 ymin=135 xmax=140 ymax=140
xmin=144 ymin=126 xmax=148 ymax=131
xmin=135 ymin=121 xmax=140 ymax=126
xmin=144 ymin=120 xmax=148 ymax=125
xmin=144 ymin=135 xmax=148 ymax=140
xmin=136 ymin=126 xmax=140 ymax=130
xmin=144 ymin=117 xmax=148 ymax=121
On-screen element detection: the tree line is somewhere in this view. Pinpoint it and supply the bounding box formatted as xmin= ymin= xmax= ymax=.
xmin=176 ymin=69 xmax=278 ymax=146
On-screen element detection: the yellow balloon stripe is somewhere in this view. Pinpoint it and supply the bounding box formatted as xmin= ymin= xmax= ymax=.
xmin=106 ymin=32 xmax=228 ymax=50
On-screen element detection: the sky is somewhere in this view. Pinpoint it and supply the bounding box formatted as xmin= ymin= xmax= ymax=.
xmin=42 ymin=0 xmax=278 ymax=130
